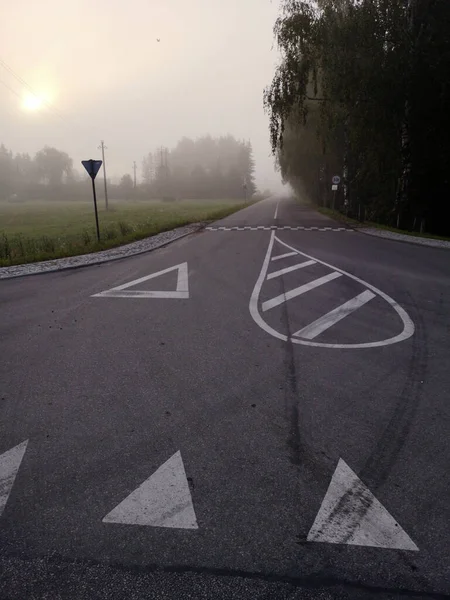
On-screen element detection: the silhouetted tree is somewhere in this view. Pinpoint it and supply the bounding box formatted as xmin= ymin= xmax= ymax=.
xmin=35 ymin=146 xmax=73 ymax=187
xmin=146 ymin=134 xmax=256 ymax=199
xmin=265 ymin=0 xmax=450 ymax=234
xmin=142 ymin=152 xmax=155 ymax=185
xmin=119 ymin=174 xmax=133 ymax=192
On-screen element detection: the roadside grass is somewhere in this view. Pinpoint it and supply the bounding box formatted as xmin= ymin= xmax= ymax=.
xmin=316 ymin=207 xmax=364 ymax=228
xmin=0 ymin=199 xmax=248 ymax=266
xmin=316 ymin=206 xmax=450 ymax=242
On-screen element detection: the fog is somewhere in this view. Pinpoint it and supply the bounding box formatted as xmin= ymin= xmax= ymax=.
xmin=0 ymin=0 xmax=284 ymax=193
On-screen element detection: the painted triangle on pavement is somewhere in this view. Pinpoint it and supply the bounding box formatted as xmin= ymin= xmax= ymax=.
xmin=307 ymin=458 xmax=418 ymax=551
xmin=0 ymin=440 xmax=28 ymax=517
xmin=102 ymin=451 xmax=198 ymax=529
xmin=270 ymin=236 xmax=301 ymax=262
xmin=92 ymin=262 xmax=189 ymax=299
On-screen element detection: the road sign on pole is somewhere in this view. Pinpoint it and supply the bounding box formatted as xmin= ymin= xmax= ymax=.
xmin=82 ymin=160 xmax=102 ymax=180
xmin=81 ymin=160 xmax=102 ymax=242
xmin=332 ymin=175 xmax=341 ymax=185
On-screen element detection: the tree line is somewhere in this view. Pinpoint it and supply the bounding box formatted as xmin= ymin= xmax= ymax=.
xmin=140 ymin=135 xmax=256 ymax=200
xmin=0 ymin=144 xmax=75 ymax=200
xmin=265 ymin=0 xmax=450 ymax=235
xmin=0 ymin=134 xmax=256 ymax=202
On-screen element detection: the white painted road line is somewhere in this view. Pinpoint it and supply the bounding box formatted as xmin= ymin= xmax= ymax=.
xmin=267 ymin=260 xmax=316 ymax=280
xmin=294 ymin=290 xmax=376 ymax=339
xmin=0 ymin=440 xmax=28 ymax=517
xmin=274 ymin=201 xmax=279 ymax=219
xmin=206 ymin=226 xmax=353 ymax=232
xmin=99 ymin=290 xmax=189 ymax=299
xmin=249 ymin=232 xmax=415 ymax=348
xmin=93 ymin=263 xmax=189 ymax=299
xmin=249 ymin=232 xmax=288 ymax=341
xmin=272 ymin=235 xmax=414 ymax=348
xmin=103 ymin=451 xmax=198 ymax=529
xmin=307 ymin=459 xmax=418 ymax=550
xmin=271 ymin=251 xmax=298 ymax=262
xmin=262 ymin=272 xmax=342 ymax=312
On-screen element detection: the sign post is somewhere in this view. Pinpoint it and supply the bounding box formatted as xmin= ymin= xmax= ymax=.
xmin=331 ymin=175 xmax=341 ymax=210
xmin=81 ymin=160 xmax=103 ymax=242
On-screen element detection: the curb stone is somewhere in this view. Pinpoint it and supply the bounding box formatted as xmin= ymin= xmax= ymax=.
xmin=0 ymin=223 xmax=205 ymax=280
xmin=358 ymin=227 xmax=450 ymax=250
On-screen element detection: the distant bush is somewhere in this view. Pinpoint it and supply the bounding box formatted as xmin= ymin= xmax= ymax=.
xmin=162 ymin=196 xmax=176 ymax=203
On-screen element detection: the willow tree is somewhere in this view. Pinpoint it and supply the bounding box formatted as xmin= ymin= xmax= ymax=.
xmin=265 ymin=0 xmax=409 ymax=221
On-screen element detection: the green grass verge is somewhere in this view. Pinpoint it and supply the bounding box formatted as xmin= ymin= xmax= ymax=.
xmin=316 ymin=207 xmax=363 ymax=228
xmin=316 ymin=206 xmax=450 ymax=242
xmin=0 ymin=199 xmax=249 ymax=266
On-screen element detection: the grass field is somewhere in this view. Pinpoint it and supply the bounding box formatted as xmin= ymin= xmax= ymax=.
xmin=0 ymin=199 xmax=247 ymax=266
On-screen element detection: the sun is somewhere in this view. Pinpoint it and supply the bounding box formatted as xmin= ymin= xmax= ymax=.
xmin=22 ymin=92 xmax=44 ymax=112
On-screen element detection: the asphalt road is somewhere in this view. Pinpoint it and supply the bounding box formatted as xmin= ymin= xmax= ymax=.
xmin=1 ymin=197 xmax=449 ymax=599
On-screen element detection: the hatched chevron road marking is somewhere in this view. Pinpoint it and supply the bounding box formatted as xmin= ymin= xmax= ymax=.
xmin=262 ymin=272 xmax=342 ymax=312
xmin=267 ymin=260 xmax=316 ymax=280
xmin=293 ymin=290 xmax=376 ymax=340
xmin=249 ymin=232 xmax=415 ymax=349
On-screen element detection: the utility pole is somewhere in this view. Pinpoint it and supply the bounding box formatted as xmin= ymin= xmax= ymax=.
xmin=133 ymin=161 xmax=137 ymax=188
xmin=149 ymin=152 xmax=154 ymax=181
xmin=98 ymin=140 xmax=109 ymax=210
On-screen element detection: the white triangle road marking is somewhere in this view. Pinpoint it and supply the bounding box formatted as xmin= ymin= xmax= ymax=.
xmin=92 ymin=263 xmax=189 ymax=299
xmin=0 ymin=440 xmax=28 ymax=517
xmin=307 ymin=459 xmax=418 ymax=550
xmin=102 ymin=451 xmax=198 ymax=529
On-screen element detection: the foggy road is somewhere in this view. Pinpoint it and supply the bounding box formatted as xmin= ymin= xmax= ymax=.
xmin=1 ymin=198 xmax=449 ymax=599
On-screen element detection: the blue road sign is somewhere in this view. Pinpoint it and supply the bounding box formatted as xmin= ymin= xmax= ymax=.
xmin=82 ymin=159 xmax=103 ymax=180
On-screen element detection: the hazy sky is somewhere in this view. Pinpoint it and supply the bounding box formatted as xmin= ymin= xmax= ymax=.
xmin=1 ymin=0 xmax=284 ymax=190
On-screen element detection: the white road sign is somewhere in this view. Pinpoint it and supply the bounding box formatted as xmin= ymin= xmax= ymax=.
xmin=332 ymin=175 xmax=341 ymax=185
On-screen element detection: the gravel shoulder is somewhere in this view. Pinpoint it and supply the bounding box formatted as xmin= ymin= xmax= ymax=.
xmin=359 ymin=226 xmax=450 ymax=249
xmin=0 ymin=223 xmax=203 ymax=280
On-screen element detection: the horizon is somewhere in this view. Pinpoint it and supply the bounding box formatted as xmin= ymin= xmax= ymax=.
xmin=1 ymin=0 xmax=284 ymax=193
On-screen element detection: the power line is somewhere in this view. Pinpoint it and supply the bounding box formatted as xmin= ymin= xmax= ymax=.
xmin=0 ymin=56 xmax=65 ymax=120
xmin=0 ymin=78 xmax=22 ymax=101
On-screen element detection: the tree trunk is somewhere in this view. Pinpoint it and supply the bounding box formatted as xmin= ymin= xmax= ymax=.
xmin=396 ymin=0 xmax=416 ymax=223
